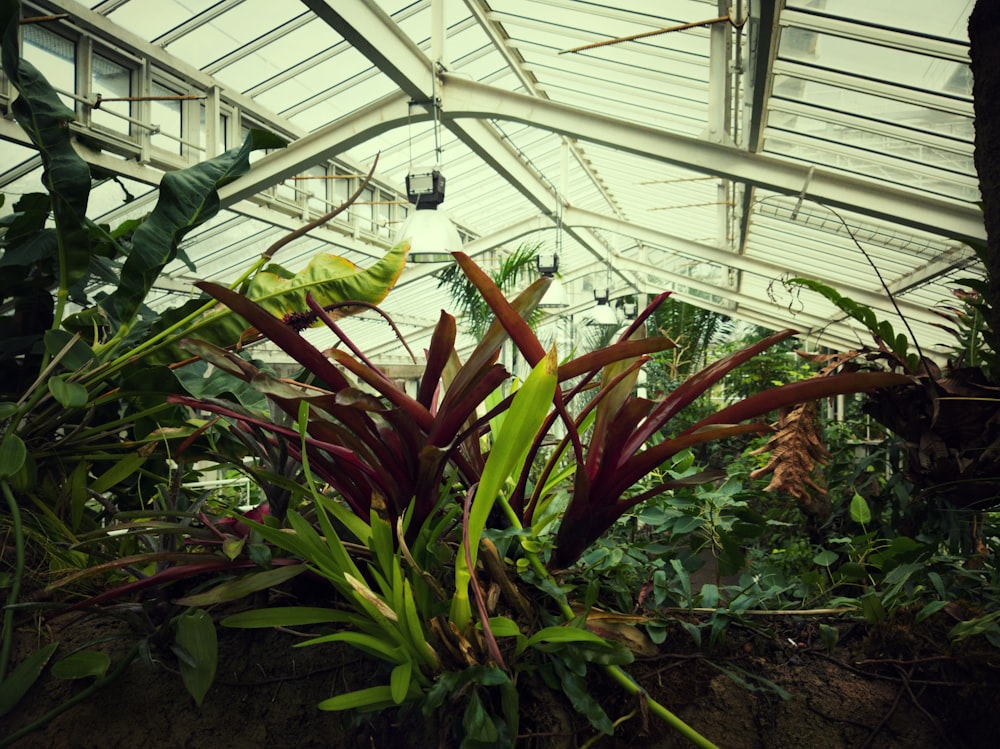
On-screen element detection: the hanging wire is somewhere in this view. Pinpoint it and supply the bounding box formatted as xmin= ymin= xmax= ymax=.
xmin=431 ymin=63 xmax=442 ymax=169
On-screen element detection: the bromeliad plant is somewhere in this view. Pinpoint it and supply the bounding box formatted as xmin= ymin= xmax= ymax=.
xmin=166 ymin=249 xmax=910 ymax=746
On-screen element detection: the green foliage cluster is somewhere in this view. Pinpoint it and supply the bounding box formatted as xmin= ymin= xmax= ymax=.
xmin=0 ymin=1 xmax=409 ymax=734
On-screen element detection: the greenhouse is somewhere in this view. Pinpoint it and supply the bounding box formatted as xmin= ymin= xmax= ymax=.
xmin=1 ymin=1 xmax=997 ymax=748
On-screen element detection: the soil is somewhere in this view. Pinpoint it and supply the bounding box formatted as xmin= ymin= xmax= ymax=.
xmin=4 ymin=598 xmax=997 ymax=749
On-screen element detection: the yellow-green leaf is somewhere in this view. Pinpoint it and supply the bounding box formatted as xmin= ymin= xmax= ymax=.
xmin=89 ymin=452 xmax=146 ymax=493
xmin=174 ymin=565 xmax=305 ymax=607
xmin=175 ymin=608 xmax=217 ymax=707
xmin=0 ymin=434 xmax=27 ymax=478
xmin=47 ymin=375 xmax=89 ymax=408
xmin=0 ymin=643 xmax=59 ymax=717
xmin=390 ymin=661 xmax=413 ymax=704
xmin=318 ymin=685 xmax=398 ymax=712
xmin=51 ymin=651 xmax=111 ymax=680
xmin=151 ymin=242 xmax=408 ymax=364
xmin=452 ymin=347 xmax=557 ymax=629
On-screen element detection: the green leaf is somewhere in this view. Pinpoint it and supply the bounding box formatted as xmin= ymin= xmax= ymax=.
xmin=173 ymin=565 xmax=305 ymax=607
xmin=175 ymin=608 xmax=217 ymax=707
xmin=0 ymin=642 xmax=59 ymax=717
xmin=551 ymin=660 xmax=613 ymax=735
xmin=390 ymin=661 xmax=413 ymax=705
xmin=818 ymin=623 xmax=839 ymax=651
xmin=222 ymin=607 xmax=358 ymax=628
xmin=89 ymin=451 xmax=146 ymax=493
xmin=318 ymin=684 xmax=418 ymax=712
xmin=849 ymin=493 xmax=872 ymax=525
xmin=671 ymin=515 xmax=704 ymax=535
xmin=0 ymin=434 xmax=27 ymax=478
xmin=1 ymin=4 xmax=92 ymax=291
xmin=51 ymin=650 xmax=111 ymax=681
xmin=522 ymin=625 xmax=618 ymax=651
xmin=47 ymin=375 xmax=89 ymax=408
xmin=99 ymin=129 xmax=286 ymax=331
xmin=43 ymin=330 xmax=95 ymax=371
xmin=859 ymin=592 xmax=885 ymax=624
xmin=0 ymin=402 xmax=18 ymax=419
xmin=221 ymin=536 xmax=245 ymax=561
xmin=462 ymin=691 xmax=501 ymax=747
xmin=152 ymin=241 xmax=409 ymax=365
xmin=812 ymin=549 xmax=839 ymax=567
xmin=915 ymin=600 xmax=950 ymax=623
xmin=486 ymin=617 xmax=522 ymax=638
xmin=296 ymin=631 xmax=403 ymax=663
xmin=452 ymin=347 xmax=558 ymax=629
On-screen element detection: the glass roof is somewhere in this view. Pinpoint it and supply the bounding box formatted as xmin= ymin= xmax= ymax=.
xmin=1 ymin=0 xmax=984 ymax=363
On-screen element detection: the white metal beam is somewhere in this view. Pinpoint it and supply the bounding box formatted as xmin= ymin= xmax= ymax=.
xmin=562 ymin=207 xmax=944 ymax=328
xmin=439 ymin=73 xmax=984 ymax=244
xmin=296 ymin=0 xmax=628 ymax=283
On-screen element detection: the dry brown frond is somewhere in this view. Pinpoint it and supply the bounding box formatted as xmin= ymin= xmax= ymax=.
xmin=750 ymin=401 xmax=831 ymax=518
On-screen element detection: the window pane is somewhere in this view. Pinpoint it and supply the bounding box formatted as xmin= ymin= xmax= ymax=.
xmin=151 ymin=81 xmax=182 ymax=154
xmin=304 ymin=166 xmax=328 ymax=215
xmin=22 ymin=26 xmax=75 ymax=109
xmin=92 ymin=54 xmax=130 ymax=135
xmin=376 ymin=190 xmax=391 ymax=238
xmin=358 ymin=186 xmax=374 ymax=233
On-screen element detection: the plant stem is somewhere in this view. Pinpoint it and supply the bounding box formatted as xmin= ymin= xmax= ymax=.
xmin=0 ymin=481 xmax=24 ymax=683
xmin=0 ymin=641 xmax=141 ymax=749
xmin=602 ymin=663 xmax=720 ymax=749
xmin=494 ymin=494 xmax=719 ymax=749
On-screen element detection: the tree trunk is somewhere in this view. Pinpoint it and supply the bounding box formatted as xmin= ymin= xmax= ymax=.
xmin=969 ymin=1 xmax=1000 ymax=357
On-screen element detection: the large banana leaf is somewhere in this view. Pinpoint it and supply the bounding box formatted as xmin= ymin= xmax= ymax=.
xmin=1 ymin=0 xmax=90 ymax=290
xmin=147 ymin=241 xmax=408 ymax=365
xmin=99 ymin=128 xmax=287 ymax=334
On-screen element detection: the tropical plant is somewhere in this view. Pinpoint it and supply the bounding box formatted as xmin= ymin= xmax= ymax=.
xmin=786 ymin=276 xmax=1000 ymax=516
xmin=159 ymin=244 xmax=912 ymax=746
xmin=0 ymin=0 xmax=408 ymax=719
xmin=435 ymin=242 xmax=544 ymax=338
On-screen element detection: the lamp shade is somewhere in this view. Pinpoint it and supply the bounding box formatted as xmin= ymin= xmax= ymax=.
xmin=538 ymin=276 xmax=568 ymax=308
xmin=585 ymin=302 xmax=618 ymax=326
xmin=396 ymin=207 xmax=462 ymax=261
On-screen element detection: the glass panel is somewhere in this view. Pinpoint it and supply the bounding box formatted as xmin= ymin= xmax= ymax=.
xmin=91 ymin=53 xmax=131 ymax=136
xmin=779 ymin=29 xmax=972 ymax=97
xmin=771 ymin=75 xmax=974 ymax=141
xmin=22 ymin=25 xmax=75 ymax=108
xmin=766 ymin=111 xmax=974 ymax=175
xmin=785 ymin=0 xmax=973 ymax=43
xmin=358 ymin=186 xmax=375 ymax=233
xmin=163 ymin=0 xmax=303 ymax=70
xmin=275 ymin=175 xmax=298 ymax=205
xmin=304 ymin=166 xmax=328 ymax=216
xmin=765 ymin=134 xmax=980 ymax=202
xmin=150 ymin=81 xmax=182 ymax=154
xmin=107 ymin=0 xmax=221 ymax=40
xmin=376 ymin=190 xmax=392 ymax=238
xmin=332 ymin=170 xmax=351 ymax=211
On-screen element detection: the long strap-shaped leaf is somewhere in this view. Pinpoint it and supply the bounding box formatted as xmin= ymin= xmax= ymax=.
xmin=101 ymin=129 xmax=287 ymax=332
xmin=451 ymin=347 xmax=558 ymax=630
xmin=1 ymin=1 xmax=91 ymax=293
xmin=193 ymin=282 xmax=351 ymax=391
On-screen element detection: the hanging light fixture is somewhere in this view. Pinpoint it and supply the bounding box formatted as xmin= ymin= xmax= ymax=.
xmin=396 ymin=69 xmax=461 ymax=263
xmin=397 ymin=170 xmax=462 ymax=262
xmin=536 ymin=192 xmax=569 ymax=309
xmin=587 ymin=287 xmax=618 ymax=325
xmin=536 ymin=252 xmax=568 ymax=308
